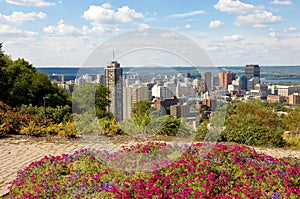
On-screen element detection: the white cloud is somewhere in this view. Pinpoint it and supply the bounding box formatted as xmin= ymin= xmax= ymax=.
xmin=284 ymin=27 xmax=297 ymax=32
xmin=115 ymin=5 xmax=144 ymax=23
xmin=0 ymin=24 xmax=38 ymax=36
xmin=169 ymin=10 xmax=205 ymax=18
xmin=209 ymin=20 xmax=224 ymax=28
xmin=253 ymin=24 xmax=268 ymax=29
xmin=214 ymin=0 xmax=284 ymax=27
xmin=222 ymin=34 xmax=245 ymax=42
xmin=82 ymin=3 xmax=144 ymax=34
xmin=43 ymin=20 xmax=91 ymax=35
xmin=82 ymin=3 xmax=144 ymax=23
xmin=0 ymin=11 xmax=45 ymax=37
xmin=0 ymin=11 xmax=46 ymax=26
xmin=184 ymin=24 xmax=191 ymax=29
xmin=214 ymin=0 xmax=263 ymax=14
xmin=269 ymin=31 xmax=279 ymax=38
xmin=235 ymin=11 xmax=283 ymax=26
xmin=270 ymin=0 xmax=292 ymax=5
xmin=6 ymin=0 xmax=55 ymax=7
xmin=101 ymin=2 xmax=111 ymax=9
xmin=138 ymin=23 xmax=150 ymax=29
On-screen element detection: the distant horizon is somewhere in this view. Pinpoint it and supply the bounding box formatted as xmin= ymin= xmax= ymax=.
xmin=35 ymin=65 xmax=300 ymax=68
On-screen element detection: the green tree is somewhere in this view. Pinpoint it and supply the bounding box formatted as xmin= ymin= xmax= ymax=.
xmin=95 ymin=84 xmax=111 ymax=119
xmin=0 ymin=45 xmax=70 ymax=107
xmin=0 ymin=44 xmax=12 ymax=102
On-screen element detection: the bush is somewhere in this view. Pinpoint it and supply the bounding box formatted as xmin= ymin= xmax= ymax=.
xmin=283 ymin=132 xmax=300 ymax=148
xmin=195 ymin=121 xmax=208 ymax=141
xmin=20 ymin=121 xmax=47 ymax=137
xmin=221 ymin=100 xmax=286 ymax=147
xmin=0 ymin=123 xmax=7 ymax=137
xmin=57 ymin=122 xmax=78 ymax=138
xmin=99 ymin=117 xmax=122 ymax=136
xmin=21 ymin=104 xmax=72 ymax=123
xmin=0 ymin=103 xmax=38 ymax=136
xmin=20 ymin=121 xmax=78 ymax=138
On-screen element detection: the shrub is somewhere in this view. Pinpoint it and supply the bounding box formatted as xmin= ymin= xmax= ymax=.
xmin=57 ymin=122 xmax=78 ymax=138
xmin=19 ymin=121 xmax=78 ymax=138
xmin=195 ymin=121 xmax=208 ymax=141
xmin=0 ymin=123 xmax=7 ymax=137
xmin=283 ymin=132 xmax=300 ymax=148
xmin=21 ymin=104 xmax=72 ymax=123
xmin=0 ymin=103 xmax=38 ymax=135
xmin=158 ymin=115 xmax=180 ymax=136
xmin=221 ymin=100 xmax=286 ymax=147
xmin=99 ymin=117 xmax=122 ymax=136
xmin=20 ymin=121 xmax=47 ymax=137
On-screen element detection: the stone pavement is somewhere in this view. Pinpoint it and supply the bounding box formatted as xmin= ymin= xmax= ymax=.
xmin=0 ymin=138 xmax=299 ymax=197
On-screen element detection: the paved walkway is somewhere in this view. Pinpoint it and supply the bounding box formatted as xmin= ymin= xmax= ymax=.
xmin=0 ymin=139 xmax=299 ymax=197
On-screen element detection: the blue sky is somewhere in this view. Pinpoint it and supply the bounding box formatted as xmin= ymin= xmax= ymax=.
xmin=0 ymin=0 xmax=299 ymax=66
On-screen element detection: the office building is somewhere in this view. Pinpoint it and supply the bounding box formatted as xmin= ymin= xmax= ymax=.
xmin=277 ymin=86 xmax=300 ymax=97
xmin=267 ymin=95 xmax=285 ymax=103
xmin=289 ymin=93 xmax=300 ymax=105
xmin=219 ymin=71 xmax=236 ymax=89
xmin=105 ymin=61 xmax=123 ymax=121
xmin=202 ymin=72 xmax=212 ymax=91
xmin=245 ymin=64 xmax=260 ymax=79
xmin=152 ymin=84 xmax=173 ymax=99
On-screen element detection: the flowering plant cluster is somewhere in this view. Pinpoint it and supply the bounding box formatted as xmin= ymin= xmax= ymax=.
xmin=9 ymin=142 xmax=299 ymax=198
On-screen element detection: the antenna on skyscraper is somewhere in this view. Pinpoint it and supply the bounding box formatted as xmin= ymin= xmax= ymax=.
xmin=112 ymin=49 xmax=115 ymax=61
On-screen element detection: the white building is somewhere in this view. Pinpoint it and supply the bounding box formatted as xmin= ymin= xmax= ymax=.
xmin=152 ymin=84 xmax=173 ymax=98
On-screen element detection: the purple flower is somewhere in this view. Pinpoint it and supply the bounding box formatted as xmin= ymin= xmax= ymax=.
xmin=271 ymin=192 xmax=282 ymax=199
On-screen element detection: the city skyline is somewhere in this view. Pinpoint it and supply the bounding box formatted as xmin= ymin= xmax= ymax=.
xmin=1 ymin=0 xmax=299 ymax=66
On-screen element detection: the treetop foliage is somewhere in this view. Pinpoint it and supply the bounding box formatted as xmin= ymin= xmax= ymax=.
xmin=0 ymin=43 xmax=70 ymax=107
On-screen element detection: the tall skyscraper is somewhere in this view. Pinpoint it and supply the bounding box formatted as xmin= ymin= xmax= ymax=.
xmin=245 ymin=64 xmax=260 ymax=78
xmin=202 ymin=72 xmax=212 ymax=91
xmin=104 ymin=61 xmax=123 ymax=121
xmin=219 ymin=71 xmax=236 ymax=89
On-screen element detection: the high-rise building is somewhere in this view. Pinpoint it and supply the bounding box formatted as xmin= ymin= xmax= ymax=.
xmin=211 ymin=76 xmax=219 ymax=91
xmin=245 ymin=64 xmax=260 ymax=78
xmin=123 ymin=85 xmax=149 ymax=120
xmin=240 ymin=75 xmax=248 ymax=91
xmin=105 ymin=61 xmax=123 ymax=121
xmin=219 ymin=71 xmax=236 ymax=89
xmin=202 ymin=72 xmax=212 ymax=91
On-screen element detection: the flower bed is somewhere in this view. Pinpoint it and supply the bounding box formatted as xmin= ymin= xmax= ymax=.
xmin=9 ymin=142 xmax=300 ymax=198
